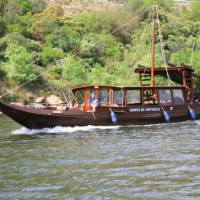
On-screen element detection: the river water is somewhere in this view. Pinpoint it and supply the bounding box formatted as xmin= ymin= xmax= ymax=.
xmin=0 ymin=117 xmax=200 ymax=200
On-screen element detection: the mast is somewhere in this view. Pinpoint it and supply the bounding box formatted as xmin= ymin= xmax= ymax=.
xmin=150 ymin=5 xmax=157 ymax=87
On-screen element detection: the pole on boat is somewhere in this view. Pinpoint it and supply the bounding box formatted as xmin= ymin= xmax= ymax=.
xmin=150 ymin=5 xmax=157 ymax=87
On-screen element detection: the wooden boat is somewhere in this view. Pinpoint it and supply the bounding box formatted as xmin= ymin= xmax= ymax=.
xmin=0 ymin=6 xmax=200 ymax=129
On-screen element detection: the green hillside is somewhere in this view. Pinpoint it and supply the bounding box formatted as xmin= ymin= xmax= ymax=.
xmin=0 ymin=0 xmax=200 ymax=101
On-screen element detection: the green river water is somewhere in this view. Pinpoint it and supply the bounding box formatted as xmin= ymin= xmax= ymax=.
xmin=0 ymin=117 xmax=200 ymax=200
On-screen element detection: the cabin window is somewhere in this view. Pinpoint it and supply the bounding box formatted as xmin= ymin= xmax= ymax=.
xmin=99 ymin=89 xmax=109 ymax=105
xmin=173 ymin=89 xmax=184 ymax=105
xmin=74 ymin=90 xmax=84 ymax=104
xmin=113 ymin=90 xmax=123 ymax=105
xmin=143 ymin=89 xmax=158 ymax=104
xmin=159 ymin=89 xmax=172 ymax=105
xmin=126 ymin=90 xmax=141 ymax=104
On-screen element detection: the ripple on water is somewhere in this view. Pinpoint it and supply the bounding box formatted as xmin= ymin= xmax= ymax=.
xmin=0 ymin=117 xmax=200 ymax=199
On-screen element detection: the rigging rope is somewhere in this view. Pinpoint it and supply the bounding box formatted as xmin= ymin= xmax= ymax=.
xmin=0 ymin=6 xmax=152 ymax=99
xmin=190 ymin=42 xmax=195 ymax=66
xmin=155 ymin=5 xmax=172 ymax=84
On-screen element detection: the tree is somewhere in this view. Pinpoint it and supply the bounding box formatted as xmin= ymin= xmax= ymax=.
xmin=16 ymin=0 xmax=31 ymax=15
xmin=0 ymin=17 xmax=5 ymax=37
xmin=0 ymin=0 xmax=7 ymax=17
xmin=88 ymin=63 xmax=113 ymax=85
xmin=192 ymin=0 xmax=200 ymax=20
xmin=44 ymin=26 xmax=80 ymax=52
xmin=80 ymin=33 xmax=121 ymax=67
xmin=29 ymin=0 xmax=47 ymax=14
xmin=61 ymin=57 xmax=87 ymax=86
xmin=41 ymin=46 xmax=64 ymax=66
xmin=3 ymin=1 xmax=21 ymax=25
xmin=169 ymin=49 xmax=192 ymax=65
xmin=5 ymin=43 xmax=38 ymax=83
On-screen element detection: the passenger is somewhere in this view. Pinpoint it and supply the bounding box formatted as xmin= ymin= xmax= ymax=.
xmin=89 ymin=93 xmax=95 ymax=104
xmin=90 ymin=93 xmax=99 ymax=112
xmin=81 ymin=100 xmax=90 ymax=112
xmin=91 ymin=96 xmax=98 ymax=106
xmin=63 ymin=102 xmax=72 ymax=110
xmin=101 ymin=96 xmax=107 ymax=104
xmin=73 ymin=103 xmax=79 ymax=109
xmin=57 ymin=104 xmax=63 ymax=112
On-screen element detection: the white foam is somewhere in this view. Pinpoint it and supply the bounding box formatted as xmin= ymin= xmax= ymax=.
xmin=194 ymin=119 xmax=200 ymax=125
xmin=12 ymin=125 xmax=120 ymax=135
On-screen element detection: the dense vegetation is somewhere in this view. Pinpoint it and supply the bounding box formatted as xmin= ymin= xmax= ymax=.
xmin=0 ymin=0 xmax=200 ymax=101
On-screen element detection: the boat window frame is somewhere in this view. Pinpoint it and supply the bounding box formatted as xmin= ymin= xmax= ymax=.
xmin=113 ymin=89 xmax=124 ymax=106
xmin=98 ymin=89 xmax=110 ymax=106
xmin=126 ymin=89 xmax=142 ymax=105
xmin=172 ymin=89 xmax=185 ymax=105
xmin=142 ymin=88 xmax=159 ymax=105
xmin=158 ymin=88 xmax=173 ymax=105
xmin=74 ymin=89 xmax=84 ymax=104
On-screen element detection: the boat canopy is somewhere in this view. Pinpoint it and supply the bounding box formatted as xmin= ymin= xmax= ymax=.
xmin=135 ymin=65 xmax=194 ymax=85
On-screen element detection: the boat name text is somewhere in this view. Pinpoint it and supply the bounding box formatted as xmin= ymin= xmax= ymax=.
xmin=129 ymin=108 xmax=161 ymax=112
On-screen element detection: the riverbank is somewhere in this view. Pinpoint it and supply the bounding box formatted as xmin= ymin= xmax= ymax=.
xmin=1 ymin=0 xmax=200 ymax=98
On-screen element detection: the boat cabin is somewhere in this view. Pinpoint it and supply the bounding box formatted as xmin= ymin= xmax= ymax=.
xmin=72 ymin=85 xmax=187 ymax=112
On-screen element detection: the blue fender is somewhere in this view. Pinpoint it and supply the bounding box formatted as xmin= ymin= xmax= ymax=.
xmin=188 ymin=106 xmax=196 ymax=121
xmin=110 ymin=110 xmax=117 ymax=123
xmin=162 ymin=109 xmax=170 ymax=122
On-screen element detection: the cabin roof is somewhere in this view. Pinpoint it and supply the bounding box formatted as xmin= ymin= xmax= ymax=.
xmin=72 ymin=85 xmax=185 ymax=91
xmin=72 ymin=85 xmax=124 ymax=91
xmin=135 ymin=65 xmax=193 ymax=84
xmin=135 ymin=65 xmax=193 ymax=73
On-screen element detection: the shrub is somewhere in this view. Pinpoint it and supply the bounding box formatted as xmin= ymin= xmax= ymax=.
xmin=6 ymin=23 xmax=24 ymax=34
xmin=41 ymin=46 xmax=65 ymax=66
xmin=2 ymin=33 xmax=41 ymax=51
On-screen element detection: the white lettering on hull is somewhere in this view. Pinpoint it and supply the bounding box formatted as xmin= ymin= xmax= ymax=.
xmin=129 ymin=108 xmax=161 ymax=112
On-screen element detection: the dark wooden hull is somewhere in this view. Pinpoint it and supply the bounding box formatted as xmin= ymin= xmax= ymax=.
xmin=0 ymin=101 xmax=200 ymax=129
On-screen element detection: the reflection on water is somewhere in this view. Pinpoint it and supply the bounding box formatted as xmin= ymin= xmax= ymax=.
xmin=0 ymin=117 xmax=200 ymax=199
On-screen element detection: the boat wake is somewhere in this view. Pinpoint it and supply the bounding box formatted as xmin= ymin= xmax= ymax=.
xmin=12 ymin=125 xmax=120 ymax=135
xmin=12 ymin=120 xmax=199 ymax=135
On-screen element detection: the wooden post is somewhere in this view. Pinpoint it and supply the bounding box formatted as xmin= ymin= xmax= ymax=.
xmin=109 ymin=89 xmax=113 ymax=106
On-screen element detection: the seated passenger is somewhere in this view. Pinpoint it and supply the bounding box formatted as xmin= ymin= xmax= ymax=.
xmin=90 ymin=93 xmax=99 ymax=112
xmin=89 ymin=93 xmax=95 ymax=104
xmin=63 ymin=102 xmax=72 ymax=110
xmin=57 ymin=104 xmax=63 ymax=112
xmin=73 ymin=103 xmax=79 ymax=109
